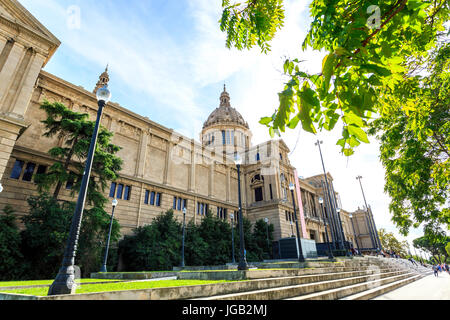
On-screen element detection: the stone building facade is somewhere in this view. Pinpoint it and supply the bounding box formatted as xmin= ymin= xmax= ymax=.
xmin=0 ymin=0 xmax=379 ymax=251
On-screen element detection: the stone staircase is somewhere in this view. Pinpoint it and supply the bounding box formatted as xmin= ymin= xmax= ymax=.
xmin=190 ymin=256 xmax=432 ymax=300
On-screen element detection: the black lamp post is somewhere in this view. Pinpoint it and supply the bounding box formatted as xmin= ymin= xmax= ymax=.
xmin=315 ymin=140 xmax=343 ymax=250
xmin=349 ymin=213 xmax=362 ymax=256
xmin=100 ymin=198 xmax=118 ymax=273
xmin=48 ymin=85 xmax=111 ymax=296
xmin=289 ymin=183 xmax=305 ymax=262
xmin=356 ymin=175 xmax=381 ymax=253
xmin=230 ymin=213 xmax=235 ymax=264
xmin=181 ymin=207 xmax=186 ymax=268
xmin=321 ymin=181 xmax=337 ymax=250
xmin=318 ymin=196 xmax=333 ymax=259
xmin=234 ymin=154 xmax=248 ymax=270
xmin=336 ymin=207 xmax=351 ymax=257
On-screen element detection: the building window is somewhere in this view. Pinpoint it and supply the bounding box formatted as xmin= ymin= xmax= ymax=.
xmin=197 ymin=202 xmax=209 ymax=215
xmin=256 ymin=153 xmax=260 ymax=161
xmin=109 ymin=182 xmax=117 ymax=197
xmin=34 ymin=165 xmax=47 ymax=183
xmin=155 ymin=193 xmax=161 ymax=206
xmin=150 ymin=191 xmax=156 ymax=205
xmin=144 ymin=190 xmax=149 ymax=204
xmin=36 ymin=164 xmax=47 ymax=175
xmin=233 ymin=210 xmax=239 ymax=222
xmin=269 ymin=184 xmax=273 ymax=200
xmin=254 ymin=187 xmax=263 ymax=202
xmin=22 ymin=162 xmax=36 ymax=181
xmin=145 ymin=190 xmax=161 ymax=206
xmin=116 ymin=184 xmax=124 ymax=199
xmin=10 ymin=159 xmax=24 ymax=179
xmin=21 ymin=162 xmax=36 ymax=181
xmin=65 ymin=173 xmax=76 ymax=190
xmin=173 ymin=196 xmax=187 ymax=211
xmin=222 ymin=130 xmax=226 ymax=145
xmin=216 ymin=207 xmax=228 ymax=220
xmin=110 ymin=183 xmax=131 ymax=200
xmin=280 ymin=153 xmax=283 ymax=160
xmin=124 ymin=185 xmax=131 ymax=200
xmin=286 ymin=211 xmax=295 ymax=222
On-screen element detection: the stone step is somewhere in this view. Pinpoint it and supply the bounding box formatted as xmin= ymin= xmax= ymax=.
xmin=178 ymin=265 xmax=406 ymax=281
xmin=341 ymin=272 xmax=433 ymax=300
xmin=193 ymin=269 xmax=408 ymax=300
xmin=285 ymin=271 xmax=418 ymax=300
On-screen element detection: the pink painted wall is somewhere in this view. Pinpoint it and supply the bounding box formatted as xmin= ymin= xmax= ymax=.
xmin=294 ymin=169 xmax=308 ymax=239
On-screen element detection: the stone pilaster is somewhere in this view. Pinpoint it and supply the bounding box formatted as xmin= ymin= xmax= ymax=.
xmin=163 ymin=140 xmax=172 ymax=185
xmin=136 ymin=128 xmax=149 ymax=178
xmin=188 ymin=139 xmax=195 ymax=192
xmin=0 ymin=116 xmax=24 ymax=181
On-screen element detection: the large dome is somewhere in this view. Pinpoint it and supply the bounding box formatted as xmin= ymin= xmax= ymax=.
xmin=202 ymin=85 xmax=249 ymax=130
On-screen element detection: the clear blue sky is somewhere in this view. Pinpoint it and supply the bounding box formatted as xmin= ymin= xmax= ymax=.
xmin=19 ymin=0 xmax=432 ymax=250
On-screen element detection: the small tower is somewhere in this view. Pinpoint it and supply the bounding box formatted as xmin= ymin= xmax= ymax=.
xmin=93 ymin=65 xmax=109 ymax=94
xmin=220 ymin=84 xmax=231 ymax=108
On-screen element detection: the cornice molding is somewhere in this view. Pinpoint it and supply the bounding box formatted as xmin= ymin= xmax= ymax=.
xmin=0 ymin=0 xmax=60 ymax=65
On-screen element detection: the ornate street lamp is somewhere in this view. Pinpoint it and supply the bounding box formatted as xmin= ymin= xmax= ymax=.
xmin=48 ymin=85 xmax=111 ymax=296
xmin=230 ymin=213 xmax=235 ymax=264
xmin=234 ymin=153 xmax=248 ymax=270
xmin=289 ymin=183 xmax=305 ymax=262
xmin=349 ymin=213 xmax=362 ymax=256
xmin=181 ymin=207 xmax=186 ymax=268
xmin=100 ymin=198 xmax=118 ymax=273
xmin=318 ymin=196 xmax=333 ymax=259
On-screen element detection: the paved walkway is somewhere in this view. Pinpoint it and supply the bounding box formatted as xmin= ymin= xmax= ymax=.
xmin=373 ymin=270 xmax=450 ymax=300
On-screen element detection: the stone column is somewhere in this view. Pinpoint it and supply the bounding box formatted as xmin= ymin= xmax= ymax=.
xmin=163 ymin=140 xmax=172 ymax=185
xmin=294 ymin=169 xmax=308 ymax=239
xmin=0 ymin=117 xmax=23 ymax=181
xmin=188 ymin=139 xmax=195 ymax=192
xmin=136 ymin=183 xmax=144 ymax=227
xmin=208 ymin=160 xmax=214 ymax=197
xmin=136 ymin=128 xmax=150 ymax=178
xmin=226 ymin=166 xmax=230 ymax=201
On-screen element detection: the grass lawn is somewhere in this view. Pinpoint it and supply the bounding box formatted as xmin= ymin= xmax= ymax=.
xmin=0 ymin=278 xmax=119 ymax=287
xmin=0 ymin=279 xmax=238 ymax=297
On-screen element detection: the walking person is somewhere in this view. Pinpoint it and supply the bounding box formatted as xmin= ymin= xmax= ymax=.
xmin=433 ymin=265 xmax=438 ymax=277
